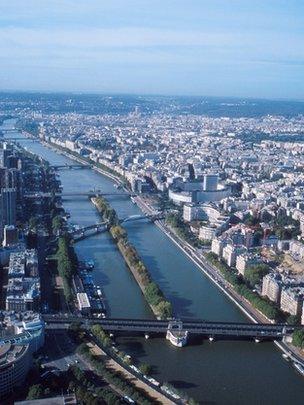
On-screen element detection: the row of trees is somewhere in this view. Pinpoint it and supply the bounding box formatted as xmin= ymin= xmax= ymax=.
xmin=166 ymin=212 xmax=199 ymax=247
xmin=91 ymin=324 xmax=152 ymax=375
xmin=52 ymin=215 xmax=65 ymax=234
xmin=244 ymin=264 xmax=270 ymax=287
xmin=93 ymin=196 xmax=118 ymax=226
xmin=206 ymin=252 xmax=281 ymax=321
xmin=68 ymin=364 xmax=121 ymax=405
xmin=110 ymin=224 xmax=172 ymax=319
xmin=77 ymin=343 xmax=154 ymax=404
xmin=56 ymin=235 xmax=78 ymax=303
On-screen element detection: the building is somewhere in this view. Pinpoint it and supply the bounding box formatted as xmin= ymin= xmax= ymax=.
xmin=3 ymin=225 xmax=18 ymax=247
xmin=222 ymin=244 xmax=245 ymax=267
xmin=8 ymin=251 xmax=26 ymax=278
xmin=280 ymin=287 xmax=304 ymax=316
xmin=8 ymin=250 xmax=38 ymax=278
xmin=25 ymin=250 xmax=39 ymax=277
xmin=203 ymin=174 xmax=218 ymax=191
xmin=6 ymin=250 xmax=40 ymax=311
xmin=0 ymin=311 xmax=44 ymax=398
xmin=6 ymin=277 xmax=40 ymax=311
xmin=261 ymin=273 xmax=283 ymax=304
xmin=289 ymin=240 xmax=304 ymax=260
xmin=199 ymin=225 xmax=217 ymax=241
xmin=168 ymin=176 xmax=230 ymax=205
xmin=211 ymin=238 xmax=227 ymax=257
xmin=15 ymin=394 xmax=77 ymax=404
xmin=0 ymin=343 xmax=31 ymax=398
xmin=183 ymin=204 xmax=205 ymax=222
xmin=301 ymin=305 xmax=304 ymax=326
xmin=77 ymin=292 xmax=91 ymax=315
xmin=0 ymin=187 xmax=17 ymax=227
xmin=236 ymin=254 xmax=262 ymax=276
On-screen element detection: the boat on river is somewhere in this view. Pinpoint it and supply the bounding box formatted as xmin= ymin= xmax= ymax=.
xmin=293 ymin=362 xmax=304 ymax=376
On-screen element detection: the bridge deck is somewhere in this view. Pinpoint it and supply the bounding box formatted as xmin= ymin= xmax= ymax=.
xmin=43 ymin=316 xmax=294 ymax=339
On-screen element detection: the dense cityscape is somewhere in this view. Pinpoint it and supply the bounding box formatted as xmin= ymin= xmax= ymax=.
xmin=0 ymin=94 xmax=303 ymax=404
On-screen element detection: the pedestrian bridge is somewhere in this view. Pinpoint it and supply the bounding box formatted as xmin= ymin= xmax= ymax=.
xmin=43 ymin=315 xmax=296 ymax=343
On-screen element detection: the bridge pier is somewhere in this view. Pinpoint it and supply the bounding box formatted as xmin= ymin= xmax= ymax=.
xmin=166 ymin=320 xmax=188 ymax=347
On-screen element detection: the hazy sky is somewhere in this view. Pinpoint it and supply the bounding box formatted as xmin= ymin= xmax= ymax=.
xmin=1 ymin=0 xmax=304 ymax=99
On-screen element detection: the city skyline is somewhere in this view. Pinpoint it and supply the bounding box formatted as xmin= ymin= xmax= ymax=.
xmin=1 ymin=0 xmax=304 ymax=99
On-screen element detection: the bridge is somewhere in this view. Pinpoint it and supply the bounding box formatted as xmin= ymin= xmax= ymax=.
xmin=24 ymin=191 xmax=135 ymax=199
xmin=120 ymin=213 xmax=165 ymax=224
xmin=0 ymin=136 xmax=39 ymax=142
xmin=43 ymin=315 xmax=296 ymax=343
xmin=70 ymin=222 xmax=109 ymax=241
xmin=51 ymin=164 xmax=92 ymax=170
xmin=0 ymin=128 xmax=21 ymax=133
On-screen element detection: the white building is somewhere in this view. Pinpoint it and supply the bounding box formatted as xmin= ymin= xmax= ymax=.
xmin=222 ymin=245 xmax=245 ymax=267
xmin=261 ymin=273 xmax=282 ymax=304
xmin=236 ymin=254 xmax=262 ymax=276
xmin=280 ymin=287 xmax=304 ymax=316
xmin=211 ymin=238 xmax=227 ymax=257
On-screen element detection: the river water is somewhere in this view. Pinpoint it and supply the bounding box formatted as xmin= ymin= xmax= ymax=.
xmin=2 ymin=119 xmax=304 ymax=404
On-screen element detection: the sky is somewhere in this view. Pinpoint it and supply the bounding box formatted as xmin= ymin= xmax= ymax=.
xmin=0 ymin=0 xmax=304 ymax=99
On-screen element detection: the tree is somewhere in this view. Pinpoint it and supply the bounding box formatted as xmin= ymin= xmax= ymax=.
xmin=292 ymin=329 xmax=304 ymax=348
xmin=27 ymin=384 xmax=44 ymax=400
xmin=287 ymin=315 xmax=300 ymax=325
xmin=244 ymin=264 xmax=269 ymax=287
xmin=29 ymin=216 xmax=38 ymax=231
xmin=139 ymin=363 xmax=152 ymax=376
xmin=52 ymin=215 xmax=64 ymax=234
xmin=156 ymin=300 xmax=172 ymax=319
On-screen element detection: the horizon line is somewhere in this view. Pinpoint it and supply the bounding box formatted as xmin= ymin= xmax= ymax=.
xmin=0 ymin=89 xmax=304 ymax=104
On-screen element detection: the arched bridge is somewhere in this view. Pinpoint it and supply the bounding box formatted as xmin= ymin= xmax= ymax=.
xmin=120 ymin=213 xmax=164 ymax=224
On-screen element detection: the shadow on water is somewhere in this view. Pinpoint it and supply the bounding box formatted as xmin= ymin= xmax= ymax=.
xmin=169 ymin=380 xmax=198 ymax=389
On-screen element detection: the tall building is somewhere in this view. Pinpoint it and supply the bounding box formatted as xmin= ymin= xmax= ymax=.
xmin=183 ymin=204 xmax=205 ymax=222
xmin=203 ymin=174 xmax=218 ymax=191
xmin=280 ymin=287 xmax=304 ymax=316
xmin=1 ymin=188 xmax=17 ymax=227
xmin=0 ymin=144 xmax=12 ymax=168
xmin=3 ymin=225 xmax=18 ymax=247
xmin=262 ymin=273 xmax=282 ymax=303
xmin=236 ymin=253 xmax=262 ymax=276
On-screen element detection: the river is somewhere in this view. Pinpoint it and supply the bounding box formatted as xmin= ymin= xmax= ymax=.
xmin=2 ymin=118 xmax=304 ymax=404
